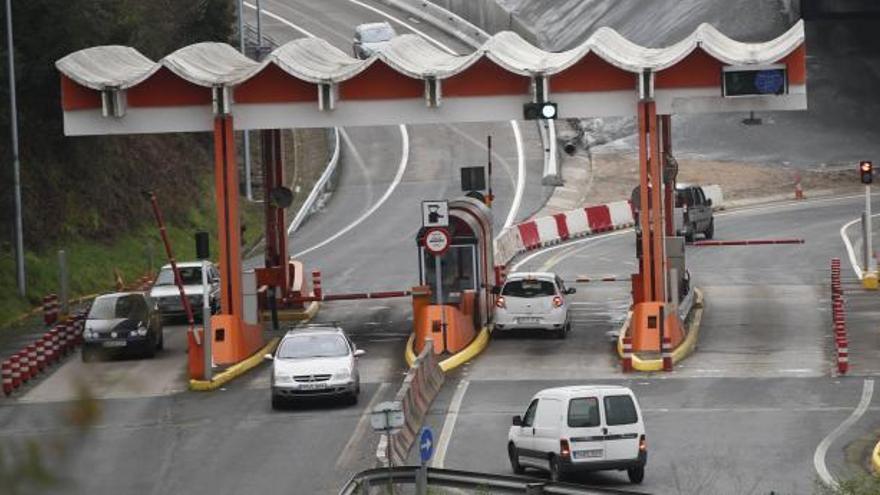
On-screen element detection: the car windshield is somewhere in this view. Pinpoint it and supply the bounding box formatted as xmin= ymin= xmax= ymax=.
xmin=502 ymin=279 xmax=556 ymax=298
xmin=155 ymin=266 xmax=202 ymax=286
xmin=359 ymin=25 xmax=394 ymax=43
xmin=88 ymin=295 xmax=145 ymax=320
xmin=277 ymin=334 xmax=349 ymax=359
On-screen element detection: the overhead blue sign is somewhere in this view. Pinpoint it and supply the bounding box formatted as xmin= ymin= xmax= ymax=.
xmin=419 ymin=427 xmax=434 ymax=463
xmin=754 ymin=70 xmax=785 ymax=95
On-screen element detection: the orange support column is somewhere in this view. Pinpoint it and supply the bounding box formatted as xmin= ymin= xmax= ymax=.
xmin=637 ymin=101 xmax=653 ymax=301
xmin=648 ymin=102 xmax=666 ymax=304
xmin=210 ymin=113 xmax=264 ymax=365
xmin=661 ymin=115 xmax=675 ymax=237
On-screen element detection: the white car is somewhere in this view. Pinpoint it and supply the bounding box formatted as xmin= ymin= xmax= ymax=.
xmin=352 ymin=21 xmax=396 ymax=59
xmin=508 ymin=386 xmax=647 ymax=484
xmin=266 ymin=326 xmax=365 ymax=409
xmin=493 ymin=272 xmax=574 ymax=338
xmin=149 ymin=262 xmax=220 ymax=320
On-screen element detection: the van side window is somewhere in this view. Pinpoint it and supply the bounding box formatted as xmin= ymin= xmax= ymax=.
xmin=695 ymin=188 xmax=706 ymax=206
xmin=604 ymin=395 xmax=638 ymax=425
xmin=522 ymin=399 xmax=539 ymax=427
xmin=568 ymin=398 xmax=600 ymax=427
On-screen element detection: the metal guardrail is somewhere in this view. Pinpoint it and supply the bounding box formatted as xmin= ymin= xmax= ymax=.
xmin=339 ymin=466 xmax=650 ymax=495
xmin=287 ymin=127 xmax=342 ymax=235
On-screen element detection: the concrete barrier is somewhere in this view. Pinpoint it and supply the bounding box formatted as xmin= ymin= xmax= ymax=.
xmin=377 ymin=339 xmax=445 ymax=466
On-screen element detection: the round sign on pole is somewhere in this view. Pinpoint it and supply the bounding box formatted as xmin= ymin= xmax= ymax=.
xmin=424 ymin=228 xmax=450 ymax=257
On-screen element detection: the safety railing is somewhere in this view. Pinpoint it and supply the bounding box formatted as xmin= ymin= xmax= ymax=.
xmin=288 ymin=127 xmax=341 ymax=235
xmin=339 ymin=466 xmax=649 ymax=495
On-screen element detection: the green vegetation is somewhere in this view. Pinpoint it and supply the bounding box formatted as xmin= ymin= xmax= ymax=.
xmin=815 ymin=473 xmax=880 ymax=495
xmin=0 ymin=1 xmax=239 ymax=324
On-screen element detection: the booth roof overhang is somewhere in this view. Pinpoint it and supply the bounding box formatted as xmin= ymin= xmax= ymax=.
xmin=57 ymin=21 xmax=807 ymax=136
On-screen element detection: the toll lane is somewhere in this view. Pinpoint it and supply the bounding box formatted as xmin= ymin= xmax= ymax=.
xmin=440 ymin=194 xmax=880 ymax=492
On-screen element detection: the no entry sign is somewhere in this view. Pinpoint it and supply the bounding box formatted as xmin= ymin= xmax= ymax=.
xmin=424 ymin=228 xmax=450 ymax=256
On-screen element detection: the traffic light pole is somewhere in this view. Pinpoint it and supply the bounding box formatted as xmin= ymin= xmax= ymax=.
xmin=866 ymin=184 xmax=874 ymax=272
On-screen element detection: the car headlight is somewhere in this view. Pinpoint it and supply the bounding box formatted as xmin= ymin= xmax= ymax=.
xmin=274 ymin=373 xmax=293 ymax=383
xmin=334 ymin=368 xmax=352 ymax=381
xmin=130 ymin=325 xmax=148 ymax=337
xmin=83 ymin=329 xmax=94 ymax=339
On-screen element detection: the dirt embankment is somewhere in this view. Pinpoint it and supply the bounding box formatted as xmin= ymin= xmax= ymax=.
xmin=581 ymin=149 xmax=860 ymax=207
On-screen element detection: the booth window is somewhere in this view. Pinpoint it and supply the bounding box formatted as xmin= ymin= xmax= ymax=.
xmin=422 ymin=245 xmax=477 ymax=305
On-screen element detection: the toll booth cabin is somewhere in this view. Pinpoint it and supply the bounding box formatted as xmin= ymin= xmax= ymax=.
xmin=413 ymin=198 xmax=493 ymax=355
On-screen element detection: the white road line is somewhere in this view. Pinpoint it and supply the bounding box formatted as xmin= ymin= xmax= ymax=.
xmin=432 ymin=379 xmax=469 ymax=468
xmin=335 ymin=382 xmax=391 ymax=469
xmin=500 ymin=120 xmax=526 ymax=238
xmin=344 ymin=0 xmax=457 ymax=55
xmin=243 ymin=2 xmax=316 ymax=38
xmin=840 ymin=213 xmax=880 ymax=280
xmin=512 ymin=229 xmax=631 ymax=271
xmin=813 ymin=379 xmax=874 ymax=488
xmin=294 ymin=125 xmax=410 ymax=258
xmin=339 ymin=127 xmax=376 ymax=205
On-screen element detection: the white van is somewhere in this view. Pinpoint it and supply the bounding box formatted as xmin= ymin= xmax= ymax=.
xmin=507 ymin=385 xmax=647 ymax=483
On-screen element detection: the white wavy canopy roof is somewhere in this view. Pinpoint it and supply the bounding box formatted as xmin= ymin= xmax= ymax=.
xmin=57 ymin=20 xmax=805 ymax=90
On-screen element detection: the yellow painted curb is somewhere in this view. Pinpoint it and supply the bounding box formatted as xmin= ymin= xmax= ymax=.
xmin=404 ymin=326 xmax=492 ymax=372
xmin=189 ymin=337 xmax=280 ymax=391
xmin=872 ymin=438 xmax=880 ymax=476
xmin=616 ymin=288 xmax=705 ymax=372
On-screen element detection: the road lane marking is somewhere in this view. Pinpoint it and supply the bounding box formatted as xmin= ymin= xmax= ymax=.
xmin=344 ymin=0 xmax=457 ymax=55
xmin=813 ymin=379 xmax=874 ymax=488
xmin=500 ymin=120 xmax=526 ymax=237
xmin=243 ymin=2 xmax=316 ymax=38
xmin=839 ymin=214 xmax=880 ymax=280
xmin=338 ymin=127 xmax=376 ymax=205
xmin=336 ymin=381 xmax=391 ymax=469
xmin=432 ymin=379 xmax=469 ymax=468
xmin=294 ymin=125 xmax=410 ymax=257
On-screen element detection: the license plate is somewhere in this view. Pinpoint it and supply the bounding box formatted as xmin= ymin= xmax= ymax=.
xmin=517 ymin=317 xmax=541 ymax=324
xmin=102 ymin=340 xmax=127 ymax=348
xmin=573 ymin=449 xmax=603 ymax=459
xmin=299 ymin=382 xmax=328 ymax=390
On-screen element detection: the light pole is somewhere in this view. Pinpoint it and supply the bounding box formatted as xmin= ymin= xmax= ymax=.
xmin=6 ymin=0 xmax=25 ymax=296
xmin=238 ymin=0 xmax=253 ymax=201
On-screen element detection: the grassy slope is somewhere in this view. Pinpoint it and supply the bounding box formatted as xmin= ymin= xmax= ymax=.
xmin=0 ymin=177 xmax=264 ymax=327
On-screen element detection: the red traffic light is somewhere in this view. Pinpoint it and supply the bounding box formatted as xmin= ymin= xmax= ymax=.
xmin=861 ymin=160 xmax=873 ymax=184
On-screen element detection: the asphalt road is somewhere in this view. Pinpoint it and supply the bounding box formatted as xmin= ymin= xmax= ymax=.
xmin=436 ymin=194 xmax=880 ymax=494
xmin=5 ymin=4 xmax=880 ymax=495
xmin=0 ymin=3 xmax=547 ymax=494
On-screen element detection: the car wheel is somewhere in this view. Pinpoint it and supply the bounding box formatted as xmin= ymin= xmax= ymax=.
xmin=271 ymin=394 xmax=284 ymax=410
xmin=156 ymin=331 xmax=164 ymax=351
xmin=346 ymin=392 xmax=359 ymax=406
xmin=143 ymin=341 xmax=156 ymax=359
xmin=81 ymin=347 xmax=98 ymax=363
xmin=508 ymin=443 xmax=524 ymax=474
xmin=704 ymin=219 xmax=715 ymax=240
xmin=685 ymin=225 xmax=695 ymax=243
xmin=555 ymin=326 xmax=567 ymax=339
xmin=548 ymin=455 xmax=562 ymax=482
xmin=627 ymin=466 xmax=645 ymax=484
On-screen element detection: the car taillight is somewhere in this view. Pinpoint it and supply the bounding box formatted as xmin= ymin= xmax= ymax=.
xmin=496 ymin=296 xmax=506 ymax=309
xmin=560 ymin=439 xmax=571 ymax=459
xmin=639 ymin=434 xmax=647 ymax=452
xmin=552 ymin=296 xmax=563 ymax=308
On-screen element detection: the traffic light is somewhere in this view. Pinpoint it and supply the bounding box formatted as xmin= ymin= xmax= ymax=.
xmin=861 ymin=160 xmax=873 ymax=185
xmin=523 ymin=101 xmax=558 ymax=120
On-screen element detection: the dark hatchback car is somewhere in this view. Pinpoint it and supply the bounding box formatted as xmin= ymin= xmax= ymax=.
xmin=81 ymin=292 xmax=164 ymax=361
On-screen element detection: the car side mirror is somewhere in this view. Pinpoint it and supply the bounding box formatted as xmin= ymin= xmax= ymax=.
xmin=512 ymin=415 xmax=522 ymax=426
xmin=706 ymin=198 xmax=713 ymax=207
xmin=491 ymin=286 xmax=501 ymax=295
xmin=566 ymin=288 xmax=576 ymax=295
xmin=354 ymin=349 xmax=366 ymax=358
xmin=263 ymin=353 xmax=274 ymax=361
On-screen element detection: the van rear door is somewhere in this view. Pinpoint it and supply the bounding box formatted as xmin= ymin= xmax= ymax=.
xmin=566 ymin=397 xmax=606 ymax=462
xmin=602 ymin=393 xmax=642 ymax=462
